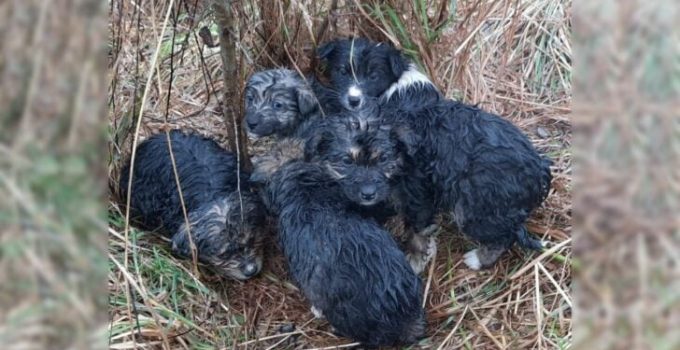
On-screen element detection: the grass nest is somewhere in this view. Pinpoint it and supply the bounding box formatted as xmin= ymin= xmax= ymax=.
xmin=108 ymin=0 xmax=571 ymax=348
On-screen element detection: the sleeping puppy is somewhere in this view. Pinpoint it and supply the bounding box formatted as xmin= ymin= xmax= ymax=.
xmin=258 ymin=160 xmax=425 ymax=348
xmin=317 ymin=38 xmax=552 ymax=271
xmin=119 ymin=130 xmax=266 ymax=280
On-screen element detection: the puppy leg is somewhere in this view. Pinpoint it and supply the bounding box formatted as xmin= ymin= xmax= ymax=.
xmin=397 ymin=180 xmax=439 ymax=274
xmin=405 ymin=227 xmax=438 ymax=274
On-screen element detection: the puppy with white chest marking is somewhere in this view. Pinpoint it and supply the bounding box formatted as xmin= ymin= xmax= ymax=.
xmin=317 ymin=38 xmax=441 ymax=112
xmin=119 ymin=130 xmax=266 ymax=280
xmin=318 ymin=38 xmax=553 ymax=271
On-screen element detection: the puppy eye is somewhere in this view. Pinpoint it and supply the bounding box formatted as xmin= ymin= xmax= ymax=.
xmin=245 ymin=94 xmax=254 ymax=103
xmin=379 ymin=154 xmax=389 ymax=162
xmin=340 ymin=67 xmax=349 ymax=76
xmin=273 ymin=101 xmax=283 ymax=109
xmin=370 ymin=73 xmax=379 ymax=81
xmin=342 ymin=156 xmax=353 ymax=165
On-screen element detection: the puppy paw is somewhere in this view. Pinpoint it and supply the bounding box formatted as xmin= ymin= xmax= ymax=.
xmin=406 ymin=236 xmax=437 ymax=274
xmin=463 ymin=249 xmax=482 ymax=270
xmin=311 ymin=306 xmax=324 ymax=319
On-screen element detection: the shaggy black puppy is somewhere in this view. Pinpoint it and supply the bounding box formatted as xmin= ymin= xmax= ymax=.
xmin=317 ymin=38 xmax=552 ymax=270
xmin=303 ymin=101 xmax=403 ymax=221
xmin=260 ymin=160 xmax=425 ymax=347
xmin=316 ymin=38 xmax=441 ymax=112
xmin=244 ymin=69 xmax=342 ymax=140
xmin=391 ymin=103 xmax=552 ymax=270
xmin=119 ymin=130 xmax=265 ymax=280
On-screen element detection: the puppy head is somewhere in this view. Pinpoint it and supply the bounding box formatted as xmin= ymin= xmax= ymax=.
xmin=305 ymin=116 xmax=404 ymax=207
xmin=244 ymin=69 xmax=318 ymax=140
xmin=317 ymin=38 xmax=408 ymax=111
xmin=172 ymin=192 xmax=266 ymax=280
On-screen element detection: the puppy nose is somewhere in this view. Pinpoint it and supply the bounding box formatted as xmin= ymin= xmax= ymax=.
xmin=246 ymin=116 xmax=259 ymax=130
xmin=348 ymin=95 xmax=362 ymax=108
xmin=360 ymin=184 xmax=377 ymax=200
xmin=240 ymin=262 xmax=260 ymax=278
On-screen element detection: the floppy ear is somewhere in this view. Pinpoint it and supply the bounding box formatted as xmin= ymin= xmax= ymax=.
xmin=296 ymin=87 xmax=318 ymax=116
xmin=304 ymin=130 xmax=335 ymax=161
xmin=391 ymin=125 xmax=420 ymax=158
xmin=388 ymin=48 xmax=408 ymax=78
xmin=316 ymin=41 xmax=336 ymax=61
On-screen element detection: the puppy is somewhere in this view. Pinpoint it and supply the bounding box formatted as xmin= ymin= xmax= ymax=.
xmin=119 ymin=130 xmax=266 ymax=280
xmin=260 ymin=160 xmax=425 ymax=347
xmin=318 ymin=38 xmax=552 ymax=271
xmin=244 ymin=69 xmax=342 ymax=140
xmin=303 ymin=101 xmax=403 ymax=223
xmin=317 ymin=38 xmax=441 ymax=112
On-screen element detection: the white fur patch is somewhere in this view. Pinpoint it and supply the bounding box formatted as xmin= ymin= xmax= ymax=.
xmin=463 ymin=249 xmax=482 ymax=270
xmin=382 ymin=64 xmax=434 ymax=100
xmin=348 ymin=85 xmax=362 ymax=97
xmin=311 ymin=306 xmax=323 ymax=319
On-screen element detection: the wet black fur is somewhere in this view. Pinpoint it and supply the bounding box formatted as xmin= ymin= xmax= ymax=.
xmin=262 ymin=160 xmax=425 ymax=347
xmin=319 ymin=38 xmax=552 ymax=267
xmin=317 ymin=38 xmax=441 ymax=111
xmin=390 ymin=101 xmax=552 ymax=258
xmin=119 ymin=130 xmax=266 ymax=280
xmin=303 ymin=102 xmax=403 ymax=222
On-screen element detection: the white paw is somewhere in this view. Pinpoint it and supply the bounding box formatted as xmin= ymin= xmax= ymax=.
xmin=463 ymin=249 xmax=482 ymax=270
xmin=311 ymin=306 xmax=323 ymax=319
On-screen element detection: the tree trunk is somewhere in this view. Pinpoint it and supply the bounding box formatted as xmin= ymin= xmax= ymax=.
xmin=213 ymin=0 xmax=251 ymax=171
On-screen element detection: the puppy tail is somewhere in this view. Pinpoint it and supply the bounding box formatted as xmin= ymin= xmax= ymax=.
xmin=516 ymin=226 xmax=544 ymax=250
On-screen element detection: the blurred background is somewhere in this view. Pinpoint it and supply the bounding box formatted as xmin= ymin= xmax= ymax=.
xmin=0 ymin=0 xmax=108 ymax=349
xmin=0 ymin=0 xmax=676 ymax=349
xmin=572 ymin=1 xmax=680 ymax=349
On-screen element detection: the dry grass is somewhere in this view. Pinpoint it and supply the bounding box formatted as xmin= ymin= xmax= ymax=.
xmin=108 ymin=0 xmax=571 ymax=348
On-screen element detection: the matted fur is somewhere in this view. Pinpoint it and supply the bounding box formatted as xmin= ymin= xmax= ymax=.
xmin=262 ymin=160 xmax=425 ymax=347
xmin=319 ymin=38 xmax=552 ymax=269
xmin=119 ymin=130 xmax=266 ymax=280
xmin=244 ymin=69 xmax=342 ymax=140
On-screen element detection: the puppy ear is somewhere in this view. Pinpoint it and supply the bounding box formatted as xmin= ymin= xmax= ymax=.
xmin=391 ymin=125 xmax=420 ymax=158
xmin=296 ymin=87 xmax=318 ymax=116
xmin=316 ymin=41 xmax=336 ymax=61
xmin=388 ymin=49 xmax=408 ymax=78
xmin=304 ymin=130 xmax=334 ymax=160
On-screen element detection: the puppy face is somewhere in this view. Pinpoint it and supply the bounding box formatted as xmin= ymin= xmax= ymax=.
xmin=317 ymin=38 xmax=408 ymax=111
xmin=306 ymin=117 xmax=404 ymax=207
xmin=172 ymin=193 xmax=265 ymax=280
xmin=244 ymin=69 xmax=317 ymax=139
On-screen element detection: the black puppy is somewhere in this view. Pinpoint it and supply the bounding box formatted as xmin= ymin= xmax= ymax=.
xmin=119 ymin=130 xmax=265 ymax=280
xmin=317 ymin=37 xmax=441 ymax=112
xmin=392 ymin=103 xmax=552 ymax=270
xmin=303 ymin=101 xmax=404 ymax=222
xmin=259 ymin=160 xmax=425 ymax=347
xmin=318 ymin=38 xmax=552 ymax=270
